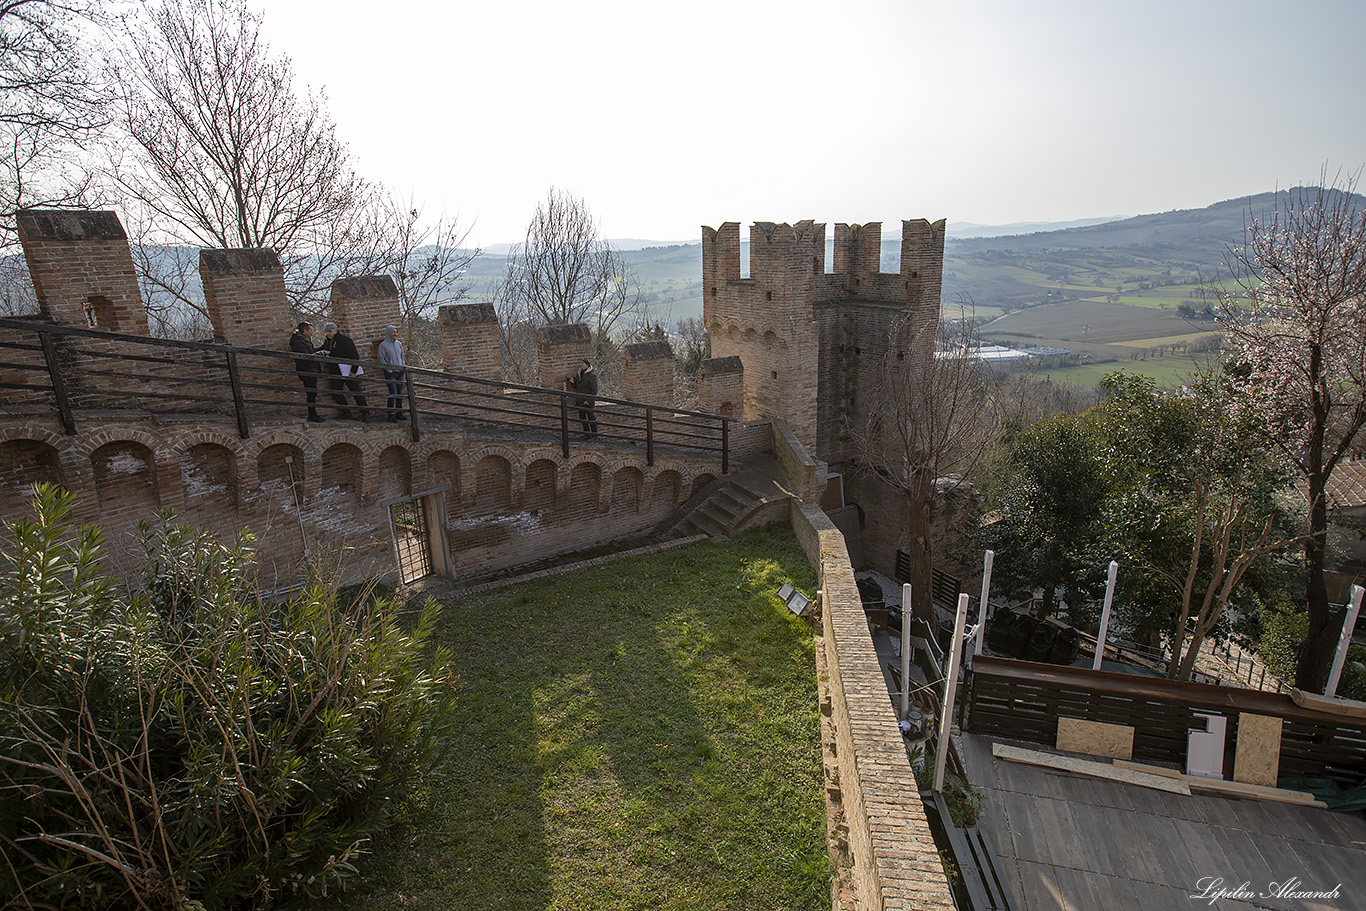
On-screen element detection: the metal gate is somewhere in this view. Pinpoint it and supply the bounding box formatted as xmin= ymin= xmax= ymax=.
xmin=388 ymin=497 xmax=433 ymax=583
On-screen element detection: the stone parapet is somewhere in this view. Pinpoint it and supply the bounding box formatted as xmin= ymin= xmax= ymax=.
xmin=438 ymin=302 xmax=501 ymax=380
xmin=790 ymin=499 xmax=956 ymax=911
xmin=17 ymin=210 xmax=148 ymax=335
xmin=622 ymin=339 xmax=674 ymax=405
xmin=331 ymin=276 xmax=402 ymax=358
xmin=536 ymin=322 xmax=592 ymax=390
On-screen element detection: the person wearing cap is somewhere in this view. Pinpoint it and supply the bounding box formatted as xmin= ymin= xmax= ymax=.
xmin=378 ymin=325 xmax=406 ymax=422
xmin=567 ymin=357 xmax=598 ymax=438
xmin=322 ymin=321 xmax=368 ymax=422
xmin=289 ymin=321 xmax=325 ymax=423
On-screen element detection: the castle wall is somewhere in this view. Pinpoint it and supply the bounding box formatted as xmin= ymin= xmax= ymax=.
xmin=0 ymin=414 xmax=718 ymax=589
xmin=331 ymin=276 xmax=402 ymax=359
xmin=200 ymin=249 xmax=291 ymax=349
xmin=702 ymin=221 xmax=821 ymax=449
xmin=536 ymin=323 xmax=592 ymax=390
xmin=17 ymin=211 xmax=147 ymax=334
xmin=790 ymin=499 xmax=955 ymax=910
xmin=622 ymin=340 xmax=673 ymax=405
xmin=438 ymin=302 xmax=502 ymax=380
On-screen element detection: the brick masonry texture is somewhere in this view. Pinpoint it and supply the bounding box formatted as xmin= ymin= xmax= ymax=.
xmin=439 ymin=303 xmax=501 ymax=380
xmin=702 ymin=218 xmax=945 ymax=464
xmin=536 ymin=323 xmax=592 ymax=390
xmin=791 ymin=499 xmax=956 ymax=910
xmin=622 ymin=340 xmax=674 ymax=405
xmin=331 ymin=275 xmax=401 ymax=359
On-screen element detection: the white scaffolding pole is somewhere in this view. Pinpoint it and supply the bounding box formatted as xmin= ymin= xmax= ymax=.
xmin=933 ymin=592 xmax=970 ymax=794
xmin=1326 ymin=584 xmax=1365 ymax=698
xmin=900 ymin=583 xmax=913 ymax=719
xmin=1093 ymin=561 xmax=1119 ymax=671
xmin=974 ymin=550 xmax=995 ymax=656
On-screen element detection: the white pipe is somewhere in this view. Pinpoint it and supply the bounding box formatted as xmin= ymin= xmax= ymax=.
xmin=1326 ymin=584 xmax=1365 ymax=697
xmin=933 ymin=592 xmax=970 ymax=794
xmin=975 ymin=550 xmax=995 ymax=656
xmin=1093 ymin=561 xmax=1119 ymax=671
xmin=900 ymin=583 xmax=912 ymax=719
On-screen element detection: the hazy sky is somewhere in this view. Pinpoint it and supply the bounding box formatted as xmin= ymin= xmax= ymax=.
xmin=259 ymin=0 xmax=1366 ymax=247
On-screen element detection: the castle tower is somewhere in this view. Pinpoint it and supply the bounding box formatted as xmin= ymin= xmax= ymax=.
xmin=701 ymin=220 xmax=823 ymax=449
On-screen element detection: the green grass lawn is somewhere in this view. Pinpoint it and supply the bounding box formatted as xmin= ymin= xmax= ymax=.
xmin=330 ymin=526 xmax=830 ymax=911
xmin=1038 ymin=356 xmax=1199 ymax=388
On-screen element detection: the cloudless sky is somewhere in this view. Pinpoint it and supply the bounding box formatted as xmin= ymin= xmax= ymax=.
xmin=259 ymin=0 xmax=1366 ymax=247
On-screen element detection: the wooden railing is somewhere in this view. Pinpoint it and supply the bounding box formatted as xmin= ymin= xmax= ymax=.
xmin=0 ymin=318 xmax=732 ymax=470
xmin=966 ymin=654 xmax=1366 ymax=786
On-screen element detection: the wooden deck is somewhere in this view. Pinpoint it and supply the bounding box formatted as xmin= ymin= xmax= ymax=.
xmin=961 ymin=732 xmax=1366 ymax=910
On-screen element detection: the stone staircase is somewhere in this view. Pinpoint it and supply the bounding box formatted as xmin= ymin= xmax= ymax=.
xmin=654 ymin=454 xmax=796 ymax=540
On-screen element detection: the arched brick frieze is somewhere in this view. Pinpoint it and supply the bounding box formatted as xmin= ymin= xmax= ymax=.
xmin=690 ymin=472 xmax=717 ymax=498
xmin=242 ymin=429 xmax=314 ymax=494
xmin=319 ymin=442 xmax=363 ymax=502
xmin=465 ymin=444 xmax=520 ymax=511
xmin=0 ymin=439 xmax=66 ymax=522
xmin=650 ymin=468 xmax=683 ymax=517
xmin=523 ymin=458 xmax=558 ymax=515
xmin=472 ymin=453 xmax=512 ymax=515
xmin=376 ymin=445 xmax=412 ymax=500
xmin=427 ymin=449 xmax=461 ymax=517
xmin=608 ymin=465 xmax=644 ymax=517
xmin=181 ymin=442 xmax=238 ymax=511
xmin=566 ymin=460 xmax=602 ymax=519
xmin=90 ymin=439 xmax=160 ymax=517
xmin=256 ymin=442 xmax=306 ymax=507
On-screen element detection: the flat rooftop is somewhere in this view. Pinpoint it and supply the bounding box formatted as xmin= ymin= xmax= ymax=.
xmin=961 ymin=732 xmax=1366 ymax=910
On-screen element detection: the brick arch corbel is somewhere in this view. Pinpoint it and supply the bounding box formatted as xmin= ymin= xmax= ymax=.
xmin=645 ymin=461 xmax=689 ymax=517
xmin=245 ymin=429 xmax=317 ymax=496
xmin=369 ymin=441 xmax=413 ymax=501
xmin=0 ymin=423 xmax=87 ymax=500
xmin=77 ymin=427 xmax=178 ymax=511
xmin=465 ymin=444 xmax=522 ymax=509
xmin=563 ymin=452 xmax=609 ymax=514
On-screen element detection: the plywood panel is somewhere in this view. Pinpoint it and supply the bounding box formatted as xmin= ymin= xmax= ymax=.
xmin=1233 ymin=711 xmax=1282 ymax=787
xmin=1057 ymin=716 xmax=1134 ymax=760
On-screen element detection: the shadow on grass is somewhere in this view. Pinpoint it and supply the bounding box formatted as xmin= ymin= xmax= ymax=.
xmin=331 ymin=525 xmax=828 ymax=911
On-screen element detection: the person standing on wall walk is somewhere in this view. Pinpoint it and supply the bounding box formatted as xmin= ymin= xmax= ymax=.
xmin=378 ymin=324 xmax=406 ymax=422
xmin=289 ymin=321 xmax=325 ymax=423
xmin=322 ymin=322 xmax=368 ymax=422
xmin=567 ymin=357 xmax=598 ymax=438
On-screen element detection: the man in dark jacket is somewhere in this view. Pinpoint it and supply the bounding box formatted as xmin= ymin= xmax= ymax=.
xmin=289 ymin=321 xmax=324 ymax=423
xmin=567 ymin=357 xmax=598 ymax=437
xmin=322 ymin=322 xmax=368 ymax=422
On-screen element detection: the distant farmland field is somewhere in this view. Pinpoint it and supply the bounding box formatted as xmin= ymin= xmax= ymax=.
xmin=982 ymin=299 xmax=1218 ymax=387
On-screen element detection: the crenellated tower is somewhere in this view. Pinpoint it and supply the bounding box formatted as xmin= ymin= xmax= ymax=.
xmin=702 ymin=216 xmax=945 ymax=461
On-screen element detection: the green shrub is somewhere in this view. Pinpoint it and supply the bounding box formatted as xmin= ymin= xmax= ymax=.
xmin=0 ymin=485 xmax=457 ymax=910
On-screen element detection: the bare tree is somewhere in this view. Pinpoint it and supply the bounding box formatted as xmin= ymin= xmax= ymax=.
xmin=1217 ymin=172 xmax=1366 ymax=691
xmin=343 ymin=193 xmax=479 ymax=368
xmin=0 ymin=0 xmax=110 ymax=250
xmin=850 ymin=313 xmax=1001 ymax=624
xmin=107 ymin=0 xmax=369 ymax=312
xmin=496 ymin=188 xmax=644 ymax=384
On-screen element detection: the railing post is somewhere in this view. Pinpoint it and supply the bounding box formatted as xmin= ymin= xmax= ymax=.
xmin=405 ymin=373 xmax=422 ymax=443
xmin=560 ymin=393 xmax=570 ymax=458
xmin=645 ymin=406 xmax=654 ymax=466
xmin=721 ymin=417 xmax=729 ymax=474
xmin=225 ymin=350 xmax=250 ymax=439
xmin=37 ymin=329 xmax=76 ymax=435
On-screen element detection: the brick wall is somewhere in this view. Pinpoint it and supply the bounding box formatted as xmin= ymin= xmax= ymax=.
xmin=536 ymin=323 xmax=592 ymax=390
xmin=200 ymin=249 xmax=291 ymax=349
xmin=438 ymin=302 xmax=501 ymax=380
xmin=17 ymin=211 xmax=148 ymax=334
xmin=790 ymin=499 xmax=955 ymax=911
xmin=622 ymin=340 xmax=673 ymax=405
xmin=697 ymin=355 xmax=743 ymax=418
xmin=0 ymin=413 xmax=726 ymax=590
xmin=331 ymin=276 xmax=402 ymax=359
